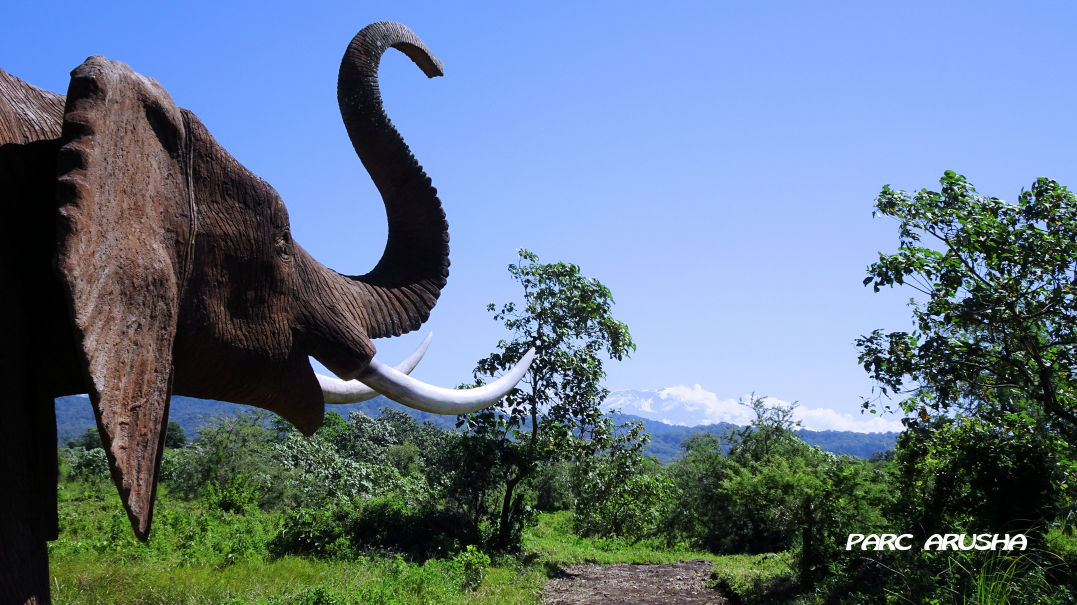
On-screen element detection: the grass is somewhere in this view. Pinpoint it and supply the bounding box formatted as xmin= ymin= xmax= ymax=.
xmin=51 ymin=553 xmax=546 ymax=605
xmin=49 ymin=489 xmax=743 ymax=604
xmin=707 ymin=552 xmax=801 ymax=605
xmin=49 ymin=485 xmax=547 ymax=604
xmin=523 ymin=510 xmax=713 ymax=566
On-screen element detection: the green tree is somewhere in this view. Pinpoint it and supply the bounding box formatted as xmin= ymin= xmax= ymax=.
xmin=456 ymin=249 xmax=634 ymax=548
xmin=850 ymin=172 xmax=1077 ymax=601
xmin=859 ymin=172 xmax=1077 ymax=443
xmin=728 ymin=394 xmax=803 ymax=462
xmin=161 ymin=412 xmax=284 ymax=507
xmin=66 ymin=427 xmax=102 ymax=450
xmin=664 ymin=397 xmax=892 ymax=588
xmin=573 ymin=418 xmax=670 ymax=542
xmin=164 ymin=420 xmax=187 ymax=449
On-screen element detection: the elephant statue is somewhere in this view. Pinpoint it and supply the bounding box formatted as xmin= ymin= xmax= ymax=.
xmin=0 ymin=21 xmax=532 ymax=604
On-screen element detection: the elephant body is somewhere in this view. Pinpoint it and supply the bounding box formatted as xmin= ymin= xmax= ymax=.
xmin=0 ymin=68 xmax=73 ymax=602
xmin=0 ymin=23 xmax=532 ymax=604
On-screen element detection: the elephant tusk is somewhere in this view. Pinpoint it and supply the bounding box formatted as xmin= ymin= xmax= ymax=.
xmin=318 ymin=332 xmax=433 ymax=403
xmin=355 ymin=348 xmax=536 ymax=414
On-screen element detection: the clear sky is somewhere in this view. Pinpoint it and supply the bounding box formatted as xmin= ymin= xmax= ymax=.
xmin=5 ymin=2 xmax=1076 ymax=430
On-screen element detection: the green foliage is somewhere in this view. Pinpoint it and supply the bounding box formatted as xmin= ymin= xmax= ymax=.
xmin=269 ymin=504 xmax=356 ymax=559
xmin=203 ymin=474 xmax=263 ymax=514
xmin=845 ymin=172 xmax=1077 ymax=602
xmin=165 ymin=420 xmax=188 ymax=448
xmin=455 ymin=248 xmax=635 ymax=549
xmin=273 ymin=430 xmax=376 ymax=508
xmin=664 ymin=397 xmax=892 ymax=589
xmin=52 ymin=485 xmax=280 ymax=566
xmin=62 ymin=445 xmax=110 ymax=482
xmin=451 ymin=545 xmax=490 ymax=591
xmin=573 ymin=418 xmax=671 ymax=542
xmin=66 ymin=426 xmax=102 ymax=450
xmin=532 ymin=460 xmax=574 ymax=512
xmin=707 ymin=552 xmax=798 ymax=605
xmin=51 ymin=549 xmax=543 ymax=605
xmin=895 ymin=414 xmax=1070 ymax=537
xmin=522 ymin=510 xmax=713 ymax=565
xmin=162 ymin=411 xmax=286 ymax=507
xmin=825 ymin=414 xmax=1077 ymax=602
xmin=954 ymin=550 xmax=1071 ymax=605
xmin=859 ymin=172 xmax=1077 ymax=442
xmin=271 ymin=495 xmax=478 ymax=560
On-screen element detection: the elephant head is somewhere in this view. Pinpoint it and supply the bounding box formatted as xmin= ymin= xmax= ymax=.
xmin=0 ymin=20 xmax=532 ymax=581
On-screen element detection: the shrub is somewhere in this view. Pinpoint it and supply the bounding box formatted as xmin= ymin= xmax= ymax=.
xmin=452 ymin=544 xmax=490 ymax=591
xmin=533 ymin=461 xmax=574 ymax=512
xmin=65 ymin=447 xmax=110 ymax=482
xmin=270 ymin=493 xmax=479 ymax=560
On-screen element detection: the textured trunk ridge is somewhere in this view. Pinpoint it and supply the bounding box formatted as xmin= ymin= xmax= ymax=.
xmin=336 ymin=21 xmax=450 ymax=340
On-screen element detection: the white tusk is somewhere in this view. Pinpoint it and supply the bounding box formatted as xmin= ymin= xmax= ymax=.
xmin=355 ymin=348 xmax=536 ymax=414
xmin=318 ymin=332 xmax=433 ymax=403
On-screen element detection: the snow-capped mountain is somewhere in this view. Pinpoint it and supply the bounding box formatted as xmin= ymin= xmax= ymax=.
xmin=603 ymin=385 xmax=903 ymax=433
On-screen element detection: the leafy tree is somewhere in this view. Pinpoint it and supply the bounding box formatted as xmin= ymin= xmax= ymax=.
xmin=456 ymin=249 xmax=634 ymax=548
xmin=727 ymin=394 xmax=803 ymax=462
xmin=893 ymin=414 xmax=1068 ymax=537
xmin=66 ymin=427 xmax=103 ymax=450
xmin=573 ymin=418 xmax=670 ymax=542
xmin=859 ymin=171 xmax=1077 ymax=443
xmin=664 ymin=397 xmax=892 ymax=588
xmin=847 ymin=172 xmax=1077 ymax=601
xmin=164 ymin=420 xmax=187 ymax=449
xmin=161 ymin=411 xmax=285 ymax=507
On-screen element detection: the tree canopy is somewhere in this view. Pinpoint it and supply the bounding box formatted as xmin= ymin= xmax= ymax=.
xmin=458 ymin=248 xmax=636 ymax=547
xmin=859 ymin=171 xmax=1077 ymax=442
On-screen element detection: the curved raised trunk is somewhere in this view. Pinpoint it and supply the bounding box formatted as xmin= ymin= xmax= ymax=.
xmin=336 ymin=21 xmax=450 ymax=340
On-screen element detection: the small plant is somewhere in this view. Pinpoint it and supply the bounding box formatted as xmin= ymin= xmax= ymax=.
xmin=453 ymin=544 xmax=490 ymax=591
xmin=203 ymin=474 xmax=262 ymax=513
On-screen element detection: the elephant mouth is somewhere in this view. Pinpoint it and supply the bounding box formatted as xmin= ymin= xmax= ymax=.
xmin=316 ymin=332 xmax=535 ymax=414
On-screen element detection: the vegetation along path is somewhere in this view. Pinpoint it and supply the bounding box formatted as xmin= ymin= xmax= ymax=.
xmin=540 ymin=559 xmax=725 ymax=604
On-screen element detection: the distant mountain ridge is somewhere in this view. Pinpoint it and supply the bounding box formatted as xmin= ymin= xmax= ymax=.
xmin=604 ymin=387 xmax=904 ymax=434
xmin=55 ymin=394 xmax=897 ymax=463
xmin=612 ymin=412 xmax=897 ymax=462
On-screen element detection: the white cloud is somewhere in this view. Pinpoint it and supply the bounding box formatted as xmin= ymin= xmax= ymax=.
xmin=795 ymin=405 xmax=904 ymax=433
xmin=604 ymin=385 xmax=904 ymax=433
xmin=657 ymin=384 xmax=755 ymax=425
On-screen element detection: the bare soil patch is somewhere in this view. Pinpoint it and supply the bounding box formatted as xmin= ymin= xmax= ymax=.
xmin=540 ymin=559 xmax=727 ymax=604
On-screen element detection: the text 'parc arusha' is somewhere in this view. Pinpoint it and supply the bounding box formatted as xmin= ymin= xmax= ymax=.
xmin=846 ymin=533 xmax=1028 ymax=551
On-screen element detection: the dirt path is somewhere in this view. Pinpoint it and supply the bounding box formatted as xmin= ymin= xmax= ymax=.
xmin=540 ymin=559 xmax=727 ymax=604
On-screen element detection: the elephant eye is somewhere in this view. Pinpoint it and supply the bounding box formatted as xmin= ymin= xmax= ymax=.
xmin=276 ymin=232 xmax=292 ymax=259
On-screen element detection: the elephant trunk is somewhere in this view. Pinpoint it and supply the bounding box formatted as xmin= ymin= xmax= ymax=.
xmin=336 ymin=21 xmax=450 ymax=340
xmin=309 ymin=22 xmax=539 ymax=411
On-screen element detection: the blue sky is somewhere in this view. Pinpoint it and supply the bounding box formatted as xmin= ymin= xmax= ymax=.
xmin=6 ymin=2 xmax=1076 ymax=431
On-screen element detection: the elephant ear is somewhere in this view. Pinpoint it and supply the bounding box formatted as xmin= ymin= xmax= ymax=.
xmin=55 ymin=56 xmax=194 ymax=540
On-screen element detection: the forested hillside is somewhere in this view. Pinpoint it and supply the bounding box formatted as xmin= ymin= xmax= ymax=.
xmin=56 ymin=395 xmax=896 ymax=461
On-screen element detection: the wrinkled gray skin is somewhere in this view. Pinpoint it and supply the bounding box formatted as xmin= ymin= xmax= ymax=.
xmin=0 ymin=22 xmax=459 ymax=604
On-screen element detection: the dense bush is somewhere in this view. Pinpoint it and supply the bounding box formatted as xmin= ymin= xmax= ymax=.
xmin=573 ymin=419 xmax=671 ymax=543
xmin=161 ymin=412 xmax=287 ymax=507
xmin=828 ymin=413 xmax=1077 ymax=602
xmin=893 ymin=414 xmax=1070 ymax=538
xmin=663 ymin=397 xmax=893 ymax=589
xmin=532 ymin=461 xmax=575 ymax=512
xmin=62 ymin=446 xmax=110 ymax=482
xmin=270 ymin=494 xmax=478 ymax=560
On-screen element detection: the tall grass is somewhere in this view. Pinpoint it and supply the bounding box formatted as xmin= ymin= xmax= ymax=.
xmin=522 ymin=510 xmax=712 ymax=566
xmin=49 ymin=484 xmax=545 ymax=604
